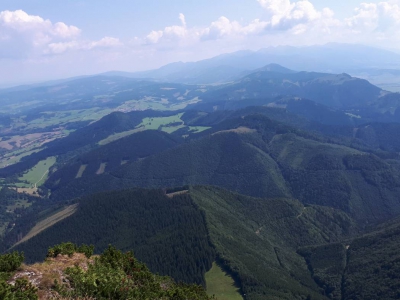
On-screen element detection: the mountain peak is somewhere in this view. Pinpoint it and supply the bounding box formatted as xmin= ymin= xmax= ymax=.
xmin=257 ymin=63 xmax=296 ymax=74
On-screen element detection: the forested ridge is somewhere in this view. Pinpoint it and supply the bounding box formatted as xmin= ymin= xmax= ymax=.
xmin=12 ymin=186 xmax=362 ymax=300
xmin=15 ymin=188 xmax=215 ymax=286
xmin=45 ymin=114 xmax=400 ymax=224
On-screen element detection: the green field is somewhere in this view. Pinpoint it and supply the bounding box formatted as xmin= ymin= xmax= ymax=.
xmin=205 ymin=262 xmax=243 ymax=300
xmin=137 ymin=113 xmax=184 ymax=130
xmin=23 ymin=108 xmax=113 ymax=130
xmin=161 ymin=125 xmax=186 ymax=134
xmin=0 ymin=148 xmax=43 ymax=168
xmin=19 ymin=156 xmax=57 ymax=187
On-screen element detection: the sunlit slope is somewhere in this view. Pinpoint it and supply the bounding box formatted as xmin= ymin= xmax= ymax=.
xmin=48 ymin=114 xmax=400 ymax=223
xmin=16 ymin=186 xmax=359 ymax=300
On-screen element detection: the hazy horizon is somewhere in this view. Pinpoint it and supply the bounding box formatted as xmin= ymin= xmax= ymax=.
xmin=1 ymin=0 xmax=400 ymax=85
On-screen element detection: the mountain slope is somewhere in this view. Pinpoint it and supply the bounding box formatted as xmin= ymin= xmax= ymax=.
xmin=15 ymin=186 xmax=360 ymax=300
xmin=203 ymin=71 xmax=383 ymax=109
xmin=45 ymin=130 xmax=182 ymax=190
xmin=14 ymin=189 xmax=215 ymax=286
xmin=125 ymin=44 xmax=400 ymax=86
xmin=299 ymin=215 xmax=400 ymax=300
xmin=46 ymin=114 xmax=400 ymax=223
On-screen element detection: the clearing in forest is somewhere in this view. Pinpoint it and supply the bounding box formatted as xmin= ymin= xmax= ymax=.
xmin=205 ymin=262 xmax=243 ymax=300
xmin=14 ymin=204 xmax=78 ymax=247
xmin=96 ymin=162 xmax=107 ymax=175
xmin=18 ymin=156 xmax=56 ymax=187
xmin=75 ymin=165 xmax=87 ymax=178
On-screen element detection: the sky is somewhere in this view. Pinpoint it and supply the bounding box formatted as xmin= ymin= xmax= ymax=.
xmin=0 ymin=0 xmax=399 ymax=85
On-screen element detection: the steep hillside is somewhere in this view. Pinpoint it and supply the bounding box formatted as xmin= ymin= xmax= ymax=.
xmin=14 ymin=189 xmax=215 ymax=286
xmin=45 ymin=130 xmax=182 ymax=190
xmin=203 ymin=71 xmax=382 ymax=109
xmin=191 ymin=186 xmax=358 ymax=300
xmin=299 ymin=216 xmax=400 ymax=300
xmin=49 ymin=118 xmax=292 ymax=201
xmin=47 ymin=114 xmax=400 ymax=223
xmin=14 ymin=186 xmax=360 ymax=300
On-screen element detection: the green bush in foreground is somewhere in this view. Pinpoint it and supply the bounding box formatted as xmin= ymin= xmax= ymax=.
xmin=0 ymin=252 xmax=24 ymax=273
xmin=0 ymin=278 xmax=37 ymax=300
xmin=55 ymin=245 xmax=213 ymax=300
xmin=0 ymin=251 xmax=37 ymax=300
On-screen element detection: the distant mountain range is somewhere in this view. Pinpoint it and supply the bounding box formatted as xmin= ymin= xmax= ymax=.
xmin=99 ymin=43 xmax=400 ymax=90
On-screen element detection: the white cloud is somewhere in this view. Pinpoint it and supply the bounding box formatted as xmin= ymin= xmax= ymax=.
xmin=88 ymin=37 xmax=122 ymax=49
xmin=146 ymin=30 xmax=164 ymax=44
xmin=179 ymin=13 xmax=186 ymax=27
xmin=145 ymin=13 xmax=189 ymax=44
xmin=0 ymin=10 xmax=122 ymax=58
xmin=147 ymin=0 xmax=339 ymax=45
xmin=346 ymin=2 xmax=400 ymax=32
xmin=5 ymin=1 xmax=400 ymax=84
xmin=142 ymin=0 xmax=400 ymax=49
xmin=46 ymin=37 xmax=122 ymax=54
xmin=0 ymin=10 xmax=80 ymax=39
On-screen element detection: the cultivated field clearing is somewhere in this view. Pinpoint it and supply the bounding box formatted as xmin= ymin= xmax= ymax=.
xmin=137 ymin=113 xmax=185 ymax=131
xmin=75 ymin=165 xmax=87 ymax=178
xmin=14 ymin=204 xmax=78 ymax=246
xmin=205 ymin=262 xmax=243 ymax=300
xmin=96 ymin=162 xmax=107 ymax=175
xmin=19 ymin=156 xmax=56 ymax=187
xmin=0 ymin=132 xmax=60 ymax=150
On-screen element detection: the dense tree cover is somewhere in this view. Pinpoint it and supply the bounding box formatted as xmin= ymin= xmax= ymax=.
xmin=1 ymin=197 xmax=65 ymax=251
xmin=190 ymin=186 xmax=358 ymax=300
xmin=50 ymin=130 xmax=291 ymax=201
xmin=48 ymin=114 xmax=400 ymax=223
xmin=268 ymin=134 xmax=400 ymax=222
xmin=298 ymin=244 xmax=347 ymax=300
xmin=298 ymin=216 xmax=400 ymax=300
xmin=11 ymin=185 xmax=400 ymax=299
xmin=0 ymin=187 xmax=38 ymax=241
xmin=16 ymin=189 xmax=215 ymax=286
xmin=12 ymin=186 xmax=360 ymax=299
xmin=46 ymin=130 xmax=182 ymax=190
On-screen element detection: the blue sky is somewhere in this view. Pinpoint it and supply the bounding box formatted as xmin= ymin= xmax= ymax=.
xmin=0 ymin=0 xmax=397 ymax=84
